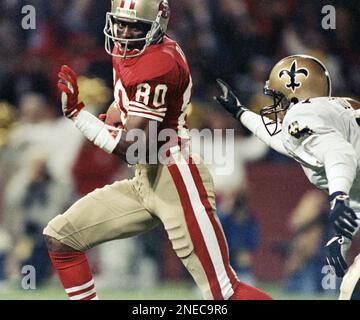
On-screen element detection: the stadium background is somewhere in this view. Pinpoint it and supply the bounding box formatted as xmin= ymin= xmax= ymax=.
xmin=0 ymin=0 xmax=359 ymax=299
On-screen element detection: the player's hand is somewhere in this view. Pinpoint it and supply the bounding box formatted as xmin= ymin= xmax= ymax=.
xmin=57 ymin=65 xmax=84 ymax=119
xmin=329 ymin=193 xmax=358 ymax=239
xmin=214 ymin=79 xmax=248 ymax=120
xmin=98 ymin=113 xmax=107 ymax=122
xmin=325 ymin=235 xmax=351 ymax=277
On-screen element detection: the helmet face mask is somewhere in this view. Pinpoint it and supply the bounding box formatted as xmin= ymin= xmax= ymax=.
xmin=105 ymin=15 xmax=153 ymax=56
xmin=260 ymin=55 xmax=332 ymax=136
xmin=261 ymin=82 xmax=291 ymax=136
xmin=104 ymin=0 xmax=170 ymax=58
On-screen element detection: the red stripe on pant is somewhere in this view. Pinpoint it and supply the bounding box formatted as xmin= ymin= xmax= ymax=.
xmin=187 ymin=157 xmax=239 ymax=291
xmin=129 ymin=0 xmax=136 ymax=10
xmin=167 ymin=162 xmax=223 ymax=299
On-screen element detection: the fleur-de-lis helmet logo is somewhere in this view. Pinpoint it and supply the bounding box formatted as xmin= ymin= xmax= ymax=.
xmin=279 ymin=60 xmax=309 ymax=93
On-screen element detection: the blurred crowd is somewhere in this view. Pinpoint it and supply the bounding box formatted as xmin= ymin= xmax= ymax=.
xmin=0 ymin=0 xmax=359 ymax=295
xmin=1 ymin=0 xmax=359 ymax=107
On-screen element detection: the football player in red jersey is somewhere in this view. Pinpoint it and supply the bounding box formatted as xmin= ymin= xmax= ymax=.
xmin=43 ymin=0 xmax=271 ymax=300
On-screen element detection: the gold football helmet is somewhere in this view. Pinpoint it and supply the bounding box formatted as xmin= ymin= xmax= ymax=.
xmin=104 ymin=0 xmax=170 ymax=58
xmin=261 ymin=55 xmax=332 ymax=135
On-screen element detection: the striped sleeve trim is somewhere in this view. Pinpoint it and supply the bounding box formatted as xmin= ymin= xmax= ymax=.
xmin=128 ymin=111 xmax=164 ymax=122
xmin=129 ymin=106 xmax=166 ymax=117
xmin=128 ymin=101 xmax=166 ymax=122
xmin=129 ymin=101 xmax=167 ymax=113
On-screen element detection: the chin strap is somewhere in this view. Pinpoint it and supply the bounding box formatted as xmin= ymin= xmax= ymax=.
xmin=73 ymin=110 xmax=122 ymax=154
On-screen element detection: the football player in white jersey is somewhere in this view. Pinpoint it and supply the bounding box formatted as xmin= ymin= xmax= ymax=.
xmin=215 ymin=55 xmax=360 ymax=299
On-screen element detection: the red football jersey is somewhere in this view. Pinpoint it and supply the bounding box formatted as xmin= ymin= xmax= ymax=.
xmin=112 ymin=36 xmax=192 ymax=141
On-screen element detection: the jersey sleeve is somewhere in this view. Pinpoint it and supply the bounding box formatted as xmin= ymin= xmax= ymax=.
xmin=240 ymin=111 xmax=289 ymax=156
xmin=126 ymin=52 xmax=182 ymax=123
xmin=282 ymin=104 xmax=358 ymax=194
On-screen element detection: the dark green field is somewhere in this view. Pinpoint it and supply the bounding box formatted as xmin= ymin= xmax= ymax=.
xmin=0 ymin=280 xmax=337 ymax=300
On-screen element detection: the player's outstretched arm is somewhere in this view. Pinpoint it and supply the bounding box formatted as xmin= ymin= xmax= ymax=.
xmin=58 ymin=65 xmax=122 ymax=154
xmin=214 ymin=79 xmax=288 ymax=156
xmin=214 ymin=79 xmax=249 ymax=120
xmin=296 ymin=129 xmax=359 ymax=233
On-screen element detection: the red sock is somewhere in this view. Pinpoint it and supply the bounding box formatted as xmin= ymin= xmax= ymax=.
xmin=48 ymin=251 xmax=98 ymax=300
xmin=231 ymin=282 xmax=272 ymax=300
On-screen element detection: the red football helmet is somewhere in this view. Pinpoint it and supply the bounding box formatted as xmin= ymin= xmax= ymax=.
xmin=104 ymin=0 xmax=171 ymax=58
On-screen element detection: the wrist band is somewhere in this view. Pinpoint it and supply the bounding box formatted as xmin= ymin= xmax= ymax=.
xmin=73 ymin=110 xmax=122 ymax=154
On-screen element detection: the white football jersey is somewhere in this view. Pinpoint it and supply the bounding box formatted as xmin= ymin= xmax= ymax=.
xmin=281 ymin=97 xmax=360 ymax=213
xmin=240 ymin=96 xmax=360 ymax=214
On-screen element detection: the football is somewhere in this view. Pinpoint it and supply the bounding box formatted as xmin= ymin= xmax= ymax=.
xmin=105 ymin=101 xmax=122 ymax=127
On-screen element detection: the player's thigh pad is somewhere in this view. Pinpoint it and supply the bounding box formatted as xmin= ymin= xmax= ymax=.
xmin=43 ymin=179 xmax=160 ymax=251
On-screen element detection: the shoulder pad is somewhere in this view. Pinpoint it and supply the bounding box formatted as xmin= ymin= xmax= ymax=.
xmin=136 ymin=51 xmax=177 ymax=81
